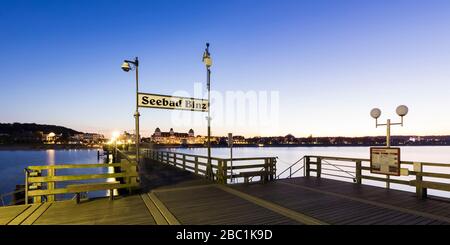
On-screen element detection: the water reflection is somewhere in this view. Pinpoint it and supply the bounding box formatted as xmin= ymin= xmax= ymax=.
xmin=107 ymin=166 xmax=118 ymax=197
xmin=0 ymin=149 xmax=104 ymax=200
xmin=46 ymin=149 xmax=55 ymax=166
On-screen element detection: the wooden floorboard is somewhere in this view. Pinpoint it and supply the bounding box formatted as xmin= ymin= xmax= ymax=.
xmin=2 ymin=159 xmax=449 ymax=225
xmin=33 ymin=195 xmax=156 ymax=225
xmin=0 ymin=205 xmax=31 ymax=225
xmin=154 ymin=185 xmax=302 ymax=225
xmin=281 ymin=177 xmax=450 ymax=220
xmin=138 ymin=158 xmax=212 ymax=193
xmin=232 ymin=178 xmax=450 ymax=225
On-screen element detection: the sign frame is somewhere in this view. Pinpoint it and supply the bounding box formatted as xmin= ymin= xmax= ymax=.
xmin=138 ymin=92 xmax=208 ymax=112
xmin=370 ymin=147 xmax=401 ymax=176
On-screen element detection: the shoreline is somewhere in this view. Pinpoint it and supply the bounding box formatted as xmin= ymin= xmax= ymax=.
xmin=2 ymin=143 xmax=449 ymax=151
xmin=0 ymin=144 xmax=101 ymax=151
xmin=154 ymin=144 xmax=450 ymax=149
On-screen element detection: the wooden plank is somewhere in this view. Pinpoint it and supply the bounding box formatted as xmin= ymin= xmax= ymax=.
xmin=140 ymin=194 xmax=168 ymax=225
xmin=154 ymin=186 xmax=300 ymax=225
xmin=285 ymin=177 xmax=450 ymax=219
xmin=419 ymin=180 xmax=450 ymax=191
xmin=361 ymin=175 xmax=410 ymax=185
xmin=278 ymin=181 xmax=450 ymax=223
xmin=28 ymin=162 xmax=136 ymax=170
xmin=0 ymin=205 xmax=30 ymax=225
xmin=7 ymin=204 xmax=42 ymax=225
xmin=153 ymin=184 xmax=216 ymax=193
xmin=148 ymin=192 xmax=180 ymax=225
xmin=228 ymin=164 xmax=267 ymax=170
xmin=20 ymin=202 xmax=53 ymax=225
xmin=215 ymin=185 xmax=327 ymax=225
xmin=33 ymin=195 xmax=155 ymax=225
xmin=232 ymin=179 xmax=444 ymax=225
xmin=28 ymin=188 xmax=70 ymax=196
xmin=418 ymin=172 xmax=450 ymax=179
xmin=67 ymin=182 xmax=138 ymax=193
xmin=28 ymin=183 xmax=138 ymax=196
xmin=28 ymin=172 xmax=138 ymax=183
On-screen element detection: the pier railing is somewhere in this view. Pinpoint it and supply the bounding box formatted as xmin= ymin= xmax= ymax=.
xmin=278 ymin=155 xmax=450 ymax=199
xmin=143 ymin=149 xmax=276 ymax=184
xmin=0 ymin=188 xmax=25 ymax=206
xmin=24 ymin=159 xmax=139 ymax=204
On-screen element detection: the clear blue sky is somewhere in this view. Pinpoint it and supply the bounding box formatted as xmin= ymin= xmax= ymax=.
xmin=1 ymin=0 xmax=450 ymax=138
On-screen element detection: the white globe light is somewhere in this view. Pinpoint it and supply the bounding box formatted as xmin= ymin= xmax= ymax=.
xmin=396 ymin=105 xmax=408 ymax=117
xmin=370 ymin=108 xmax=381 ymax=119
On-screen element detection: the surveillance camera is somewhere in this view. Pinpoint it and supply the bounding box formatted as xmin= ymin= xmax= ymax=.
xmin=121 ymin=62 xmax=131 ymax=72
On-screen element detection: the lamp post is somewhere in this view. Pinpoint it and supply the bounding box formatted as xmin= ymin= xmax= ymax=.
xmin=202 ymin=43 xmax=212 ymax=179
xmin=370 ymin=105 xmax=409 ymax=148
xmin=121 ymin=57 xmax=140 ymax=164
xmin=370 ymin=105 xmax=408 ymax=189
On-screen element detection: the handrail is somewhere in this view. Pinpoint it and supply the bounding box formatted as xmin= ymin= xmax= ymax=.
xmin=321 ymin=159 xmax=356 ymax=181
xmin=276 ymin=156 xmax=305 ymax=179
xmin=27 ymin=162 xmax=136 ymax=170
xmin=24 ymin=158 xmax=139 ymax=204
xmin=0 ymin=188 xmax=25 ymax=206
xmin=302 ymin=155 xmax=450 ymax=200
xmin=116 ymin=149 xmax=134 ymax=162
xmin=305 ymin=155 xmax=450 ymax=167
xmin=143 ymin=148 xmax=276 ymax=184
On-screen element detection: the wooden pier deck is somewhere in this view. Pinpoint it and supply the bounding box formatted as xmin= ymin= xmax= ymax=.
xmin=2 ymin=157 xmax=450 ymax=225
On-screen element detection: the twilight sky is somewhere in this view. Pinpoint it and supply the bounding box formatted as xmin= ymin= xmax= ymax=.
xmin=1 ymin=0 xmax=450 ymax=138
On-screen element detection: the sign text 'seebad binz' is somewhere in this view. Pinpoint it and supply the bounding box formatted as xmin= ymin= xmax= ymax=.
xmin=138 ymin=92 xmax=208 ymax=112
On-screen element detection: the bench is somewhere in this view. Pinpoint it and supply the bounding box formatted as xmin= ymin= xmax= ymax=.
xmin=236 ymin=171 xmax=270 ymax=184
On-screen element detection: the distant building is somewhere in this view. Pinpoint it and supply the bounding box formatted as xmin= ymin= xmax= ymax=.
xmin=72 ymin=133 xmax=105 ymax=144
xmin=151 ymin=128 xmax=213 ymax=145
xmin=42 ymin=132 xmax=61 ymax=144
xmin=284 ymin=134 xmax=296 ymax=144
xmin=152 ymin=128 xmax=194 ymax=144
xmin=231 ymin=135 xmax=248 ymax=144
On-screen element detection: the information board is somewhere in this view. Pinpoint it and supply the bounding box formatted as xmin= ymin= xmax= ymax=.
xmin=370 ymin=147 xmax=401 ymax=176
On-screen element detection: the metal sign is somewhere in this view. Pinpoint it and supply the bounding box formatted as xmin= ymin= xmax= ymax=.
xmin=370 ymin=147 xmax=401 ymax=176
xmin=138 ymin=92 xmax=208 ymax=112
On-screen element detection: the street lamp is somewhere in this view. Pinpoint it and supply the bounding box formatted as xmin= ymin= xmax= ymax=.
xmin=370 ymin=105 xmax=409 ymax=147
xmin=202 ymin=43 xmax=212 ymax=179
xmin=121 ymin=57 xmax=140 ymax=164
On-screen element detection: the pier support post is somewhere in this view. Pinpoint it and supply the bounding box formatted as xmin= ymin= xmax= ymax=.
xmin=415 ymin=162 xmax=427 ymax=199
xmin=194 ymin=157 xmax=199 ymax=175
xmin=270 ymin=158 xmax=276 ymax=181
xmin=32 ymin=170 xmax=42 ymax=204
xmin=356 ymin=161 xmax=362 ymax=184
xmin=223 ymin=160 xmax=228 ymax=184
xmin=24 ymin=169 xmax=29 ymax=205
xmin=263 ymin=159 xmax=269 ymax=183
xmin=386 ymin=175 xmax=390 ymax=189
xmin=47 ymin=168 xmax=55 ymax=202
xmin=216 ymin=160 xmax=223 ymax=184
xmin=316 ymin=158 xmax=322 ymax=178
xmin=305 ymin=157 xmax=310 ymax=178
xmin=166 ymin=152 xmax=169 ymax=165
